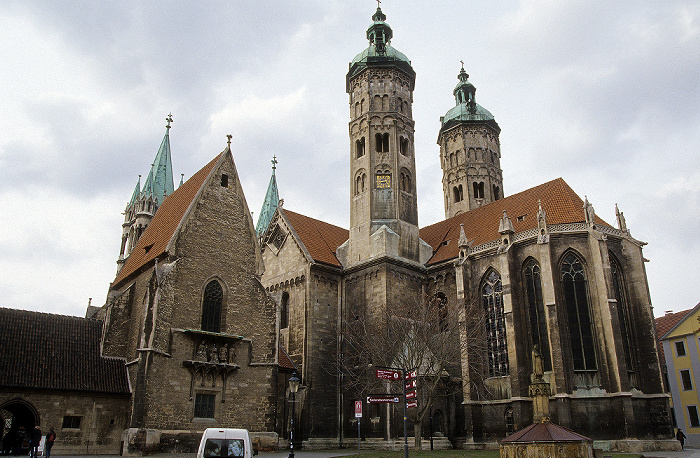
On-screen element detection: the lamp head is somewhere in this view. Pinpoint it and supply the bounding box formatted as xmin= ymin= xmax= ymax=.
xmin=289 ymin=372 xmax=300 ymax=393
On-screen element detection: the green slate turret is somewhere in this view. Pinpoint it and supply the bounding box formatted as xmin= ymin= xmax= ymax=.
xmin=256 ymin=156 xmax=280 ymax=237
xmin=347 ymin=6 xmax=415 ymax=91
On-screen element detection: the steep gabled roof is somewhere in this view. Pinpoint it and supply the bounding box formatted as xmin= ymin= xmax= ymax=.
xmin=420 ymin=178 xmax=609 ymax=266
xmin=282 ymin=209 xmax=349 ymax=267
xmin=655 ymin=308 xmax=693 ymax=364
xmin=0 ymin=307 xmax=130 ymax=395
xmin=113 ymin=152 xmax=222 ymax=288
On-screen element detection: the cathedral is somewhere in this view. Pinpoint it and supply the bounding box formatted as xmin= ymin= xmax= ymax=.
xmin=0 ymin=6 xmax=674 ymax=456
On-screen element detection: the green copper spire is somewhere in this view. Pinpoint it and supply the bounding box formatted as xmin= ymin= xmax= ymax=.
xmin=128 ymin=175 xmax=141 ymax=208
xmin=347 ymin=6 xmax=415 ymax=87
xmin=440 ymin=65 xmax=499 ymax=133
xmin=141 ymin=114 xmax=175 ymax=203
xmin=256 ymin=156 xmax=280 ymax=236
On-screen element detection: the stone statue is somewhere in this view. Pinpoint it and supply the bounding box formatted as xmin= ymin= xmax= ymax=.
xmin=532 ymin=345 xmax=544 ymax=380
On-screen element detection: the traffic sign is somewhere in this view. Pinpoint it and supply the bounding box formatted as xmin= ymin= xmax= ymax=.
xmin=406 ymin=399 xmax=418 ymax=408
xmin=405 ymin=379 xmax=416 ymax=390
xmin=376 ymin=368 xmax=401 ymax=380
xmin=405 ymin=369 xmax=417 ymax=380
xmin=405 ymin=389 xmax=416 ymax=400
xmin=355 ymin=400 xmax=362 ymax=418
xmin=367 ymin=395 xmax=401 ymax=403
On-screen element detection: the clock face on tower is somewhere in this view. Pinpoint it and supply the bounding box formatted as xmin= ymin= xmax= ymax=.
xmin=376 ymin=174 xmax=391 ymax=189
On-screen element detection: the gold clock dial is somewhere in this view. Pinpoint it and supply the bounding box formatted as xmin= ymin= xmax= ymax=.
xmin=376 ymin=174 xmax=391 ymax=189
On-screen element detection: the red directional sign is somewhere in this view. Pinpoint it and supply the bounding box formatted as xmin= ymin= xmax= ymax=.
xmin=367 ymin=395 xmax=401 ymax=404
xmin=405 ymin=369 xmax=417 ymax=380
xmin=405 ymin=379 xmax=416 ymax=390
xmin=405 ymin=389 xmax=417 ymax=400
xmin=376 ymin=368 xmax=401 ymax=380
xmin=406 ymin=399 xmax=418 ymax=409
xmin=355 ymin=400 xmax=363 ymax=418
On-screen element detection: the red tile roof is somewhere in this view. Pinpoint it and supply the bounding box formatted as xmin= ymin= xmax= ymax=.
xmin=282 ymin=209 xmax=349 ymax=267
xmin=420 ymin=178 xmax=609 ymax=265
xmin=278 ymin=345 xmax=297 ymax=371
xmin=500 ymin=421 xmax=592 ymax=443
xmin=113 ymin=153 xmax=222 ymax=288
xmin=0 ymin=307 xmax=130 ymax=394
xmin=655 ymin=307 xmax=695 ymax=364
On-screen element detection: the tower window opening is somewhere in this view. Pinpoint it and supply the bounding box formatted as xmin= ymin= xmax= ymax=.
xmin=453 ymin=185 xmax=463 ymax=203
xmin=355 ymin=102 xmax=359 ymax=118
xmin=400 ymin=137 xmax=409 ymax=156
xmin=398 ymin=97 xmax=403 ymax=113
xmin=401 ymin=172 xmax=411 ymax=193
xmin=450 ymin=153 xmax=456 ymax=167
xmin=375 ymin=133 xmax=389 ymax=153
xmin=221 ymin=174 xmax=229 ymax=187
xmin=474 ymin=182 xmax=484 ymax=199
xmin=356 ymin=137 xmax=365 ymax=158
xmin=493 ymin=185 xmax=500 ymax=200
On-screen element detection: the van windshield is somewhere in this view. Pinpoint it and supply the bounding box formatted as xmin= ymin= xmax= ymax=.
xmin=203 ymin=439 xmax=245 ymax=458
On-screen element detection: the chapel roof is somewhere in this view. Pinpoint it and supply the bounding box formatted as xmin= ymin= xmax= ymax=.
xmin=282 ymin=209 xmax=349 ymax=268
xmin=0 ymin=307 xmax=130 ymax=395
xmin=112 ymin=152 xmax=222 ymax=289
xmin=420 ymin=178 xmax=609 ymax=266
xmin=500 ymin=421 xmax=592 ymax=443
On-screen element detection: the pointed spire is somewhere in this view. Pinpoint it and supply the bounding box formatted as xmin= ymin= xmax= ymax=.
xmin=583 ymin=196 xmax=595 ymax=225
xmin=179 ymin=174 xmax=184 ymax=187
xmin=142 ymin=114 xmax=175 ymax=203
xmin=255 ymin=156 xmax=281 ymax=236
xmin=128 ymin=175 xmax=141 ymax=208
xmin=537 ymin=199 xmax=549 ymax=244
xmin=499 ymin=210 xmax=514 ymax=234
xmin=615 ymin=203 xmax=628 ymax=233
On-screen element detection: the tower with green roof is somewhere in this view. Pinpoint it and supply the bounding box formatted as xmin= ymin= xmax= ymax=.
xmin=255 ymin=156 xmax=280 ymax=237
xmin=117 ymin=114 xmax=176 ymax=272
xmin=341 ymin=6 xmax=424 ymax=266
xmin=438 ymin=66 xmax=503 ymax=218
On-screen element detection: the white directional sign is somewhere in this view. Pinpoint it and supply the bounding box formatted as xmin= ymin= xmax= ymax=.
xmin=376 ymin=368 xmax=401 ymax=380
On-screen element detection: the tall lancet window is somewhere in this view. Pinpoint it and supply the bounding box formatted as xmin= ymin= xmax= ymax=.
xmin=201 ymin=280 xmax=223 ymax=333
xmin=561 ymin=252 xmax=596 ymax=372
xmin=524 ymin=258 xmax=551 ymax=371
xmin=482 ymin=269 xmax=508 ymax=377
xmin=610 ymin=253 xmax=636 ymax=376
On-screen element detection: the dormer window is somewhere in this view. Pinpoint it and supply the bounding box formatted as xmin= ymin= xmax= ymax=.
xmin=221 ymin=174 xmax=229 ymax=187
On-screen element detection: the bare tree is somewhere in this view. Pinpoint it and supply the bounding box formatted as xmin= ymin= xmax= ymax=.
xmin=338 ymin=292 xmax=488 ymax=449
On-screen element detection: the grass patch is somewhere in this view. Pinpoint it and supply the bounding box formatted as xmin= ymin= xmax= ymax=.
xmin=335 ymin=451 xmax=499 ymax=458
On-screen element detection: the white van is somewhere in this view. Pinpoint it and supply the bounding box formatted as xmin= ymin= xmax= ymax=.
xmin=196 ymin=428 xmax=258 ymax=458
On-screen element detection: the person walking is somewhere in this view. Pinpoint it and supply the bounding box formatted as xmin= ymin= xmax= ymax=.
xmin=676 ymin=428 xmax=686 ymax=450
xmin=28 ymin=427 xmax=41 ymax=458
xmin=44 ymin=428 xmax=56 ymax=458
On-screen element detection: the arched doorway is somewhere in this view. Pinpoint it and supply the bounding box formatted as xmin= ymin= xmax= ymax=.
xmin=0 ymin=399 xmax=39 ymax=455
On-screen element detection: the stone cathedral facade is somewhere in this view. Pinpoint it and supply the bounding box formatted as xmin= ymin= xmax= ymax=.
xmin=257 ymin=6 xmax=673 ymax=450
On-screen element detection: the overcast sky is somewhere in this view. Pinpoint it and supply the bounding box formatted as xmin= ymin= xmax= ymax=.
xmin=1 ymin=1 xmax=699 ymax=318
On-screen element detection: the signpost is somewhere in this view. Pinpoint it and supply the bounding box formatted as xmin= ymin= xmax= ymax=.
xmin=373 ymin=367 xmax=416 ymax=458
xmin=355 ymin=401 xmax=362 ymax=451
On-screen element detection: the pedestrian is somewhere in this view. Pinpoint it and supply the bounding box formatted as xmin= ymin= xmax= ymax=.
xmin=15 ymin=427 xmax=26 ymax=456
xmin=676 ymin=428 xmax=686 ymax=449
xmin=44 ymin=428 xmax=56 ymax=458
xmin=28 ymin=427 xmax=41 ymax=458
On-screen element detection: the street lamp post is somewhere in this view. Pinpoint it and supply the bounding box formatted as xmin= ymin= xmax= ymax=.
xmin=288 ymin=372 xmax=300 ymax=458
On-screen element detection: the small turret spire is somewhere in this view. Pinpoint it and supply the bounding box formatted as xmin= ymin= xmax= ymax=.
xmin=166 ymin=113 xmax=173 ymax=130
xmin=227 ymin=134 xmax=232 ymax=147
xmin=256 ymin=156 xmax=281 ymax=237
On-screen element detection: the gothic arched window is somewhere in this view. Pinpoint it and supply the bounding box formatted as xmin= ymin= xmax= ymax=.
xmin=201 ymin=280 xmax=223 ymax=333
xmin=280 ymin=291 xmax=289 ymax=329
xmin=610 ymin=252 xmax=636 ymax=376
xmin=524 ymin=258 xmax=551 ymax=371
xmin=483 ymin=269 xmax=509 ymax=377
xmin=561 ymin=252 xmax=596 ymax=372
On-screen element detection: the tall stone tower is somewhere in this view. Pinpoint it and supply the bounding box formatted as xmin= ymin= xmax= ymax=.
xmin=342 ymin=6 xmax=420 ymax=266
xmin=438 ymin=67 xmax=502 ymax=218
